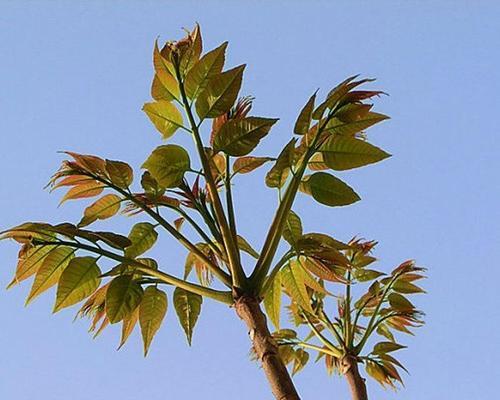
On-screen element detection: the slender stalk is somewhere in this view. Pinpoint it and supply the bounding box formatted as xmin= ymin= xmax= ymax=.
xmin=174 ymin=59 xmax=246 ymax=289
xmin=35 ymin=239 xmax=233 ymax=304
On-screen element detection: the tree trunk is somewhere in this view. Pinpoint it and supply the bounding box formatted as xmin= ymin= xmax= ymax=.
xmin=341 ymin=355 xmax=368 ymax=400
xmin=235 ymin=295 xmax=301 ymax=400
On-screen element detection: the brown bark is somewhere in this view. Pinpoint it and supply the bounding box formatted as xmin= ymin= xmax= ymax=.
xmin=341 ymin=355 xmax=368 ymax=400
xmin=235 ymin=296 xmax=301 ymax=400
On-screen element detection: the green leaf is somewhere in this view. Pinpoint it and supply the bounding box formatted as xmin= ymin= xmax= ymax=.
xmin=152 ymin=40 xmax=179 ymax=100
xmin=117 ymin=307 xmax=139 ymax=350
xmin=237 ymin=235 xmax=259 ymax=258
xmin=106 ymin=275 xmax=144 ymax=324
xmin=353 ymin=269 xmax=385 ymax=282
xmin=264 ymin=272 xmax=282 ymax=330
xmin=105 ymin=159 xmax=133 ymax=189
xmin=393 ymin=280 xmax=425 ymax=294
xmin=26 ymin=246 xmax=75 ymax=305
xmin=292 ymin=348 xmax=310 ymax=375
xmin=213 ymin=117 xmax=278 ymax=156
xmin=173 ymin=287 xmax=203 ymax=345
xmin=195 ymin=64 xmax=245 ymax=119
xmin=142 ymin=101 xmax=184 ymax=139
xmin=7 ymin=245 xmax=58 ymax=288
xmin=142 ymin=145 xmax=190 ymax=188
xmin=312 ymin=75 xmax=359 ymax=119
xmin=325 ymin=112 xmax=389 ymax=136
xmin=185 ymin=42 xmax=227 ymax=99
xmin=125 ymin=222 xmax=158 ymax=259
xmin=302 ymin=257 xmax=342 ymax=282
xmin=365 ymin=360 xmax=387 ymax=385
xmin=78 ymin=194 xmax=122 ymax=228
xmin=232 ymin=156 xmax=273 ymax=175
xmin=282 ymin=210 xmax=302 ymax=245
xmin=280 ymin=263 xmax=313 ymax=313
xmin=373 ymin=341 xmax=406 ymax=355
xmin=54 ymin=257 xmax=101 ymax=312
xmin=307 ymin=172 xmax=360 ymax=207
xmin=294 ymin=92 xmax=316 ymax=134
xmin=266 ymin=138 xmax=297 ymax=188
xmin=388 ymin=293 xmax=415 ymax=311
xmin=320 ymin=136 xmax=390 ymax=171
xmin=140 ymin=286 xmax=168 ymax=356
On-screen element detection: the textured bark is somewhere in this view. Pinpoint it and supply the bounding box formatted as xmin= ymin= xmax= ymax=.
xmin=341 ymin=356 xmax=368 ymax=400
xmin=235 ymin=296 xmax=301 ymax=400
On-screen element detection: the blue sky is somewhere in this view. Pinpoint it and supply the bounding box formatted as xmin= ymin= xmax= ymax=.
xmin=1 ymin=2 xmax=499 ymax=399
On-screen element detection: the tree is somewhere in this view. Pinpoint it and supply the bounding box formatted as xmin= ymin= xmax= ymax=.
xmin=1 ymin=25 xmax=424 ymax=400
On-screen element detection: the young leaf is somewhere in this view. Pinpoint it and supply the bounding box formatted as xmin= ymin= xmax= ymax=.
xmin=142 ymin=101 xmax=184 ymax=139
xmin=266 ymin=138 xmax=297 ymax=188
xmin=392 ymin=280 xmax=425 ymax=294
xmin=152 ymin=40 xmax=179 ymax=100
xmin=388 ymin=293 xmax=415 ymax=311
xmin=325 ymin=112 xmax=389 ymax=136
xmin=195 ymin=65 xmax=245 ymax=119
xmin=173 ymin=287 xmax=203 ymax=345
xmin=282 ymin=211 xmax=302 ymax=245
xmin=232 ymin=156 xmax=273 ymax=175
xmin=105 ymin=159 xmax=133 ymax=189
xmin=59 ymin=181 xmax=105 ymax=205
xmin=280 ymin=263 xmax=313 ymax=313
xmin=105 ymin=275 xmax=144 ymax=324
xmin=140 ymin=286 xmax=168 ymax=356
xmin=264 ymin=272 xmax=282 ymax=330
xmin=7 ymin=245 xmax=58 ymax=288
xmin=124 ymin=222 xmax=158 ymax=259
xmin=294 ymin=92 xmax=316 ymax=135
xmin=117 ymin=307 xmax=139 ymax=350
xmin=372 ymin=342 xmax=406 ymax=355
xmin=54 ymin=257 xmax=101 ymax=312
xmin=78 ymin=194 xmax=122 ymax=227
xmin=185 ymin=42 xmax=227 ymax=99
xmin=237 ymin=235 xmax=259 ymax=258
xmin=142 ymin=145 xmax=190 ymax=188
xmin=26 ymin=246 xmax=75 ymax=304
xmin=320 ymin=136 xmax=390 ymax=171
xmin=306 ymin=172 xmax=360 ymax=207
xmin=213 ymin=117 xmax=278 ymax=156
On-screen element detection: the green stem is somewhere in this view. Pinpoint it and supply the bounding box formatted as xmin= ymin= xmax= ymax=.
xmin=35 ymin=239 xmax=233 ymax=304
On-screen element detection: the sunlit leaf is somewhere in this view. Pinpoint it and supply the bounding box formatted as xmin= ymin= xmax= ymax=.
xmin=152 ymin=40 xmax=179 ymax=100
xmin=281 ymin=263 xmax=313 ymax=313
xmin=142 ymin=101 xmax=184 ymax=139
xmin=106 ymin=275 xmax=144 ymax=324
xmin=7 ymin=245 xmax=57 ymax=288
xmin=232 ymin=156 xmax=273 ymax=175
xmin=392 ymin=280 xmax=425 ymax=294
xmin=78 ymin=194 xmax=122 ymax=227
xmin=325 ymin=112 xmax=389 ymax=136
xmin=195 ymin=65 xmax=245 ymax=119
xmin=213 ymin=117 xmax=278 ymax=156
xmin=173 ymin=287 xmax=203 ymax=345
xmin=372 ymin=341 xmax=406 ymax=355
xmin=59 ymin=181 xmax=105 ymax=205
xmin=264 ymin=272 xmax=282 ymax=330
xmin=142 ymin=145 xmax=190 ymax=188
xmin=294 ymin=92 xmax=316 ymax=135
xmin=140 ymin=286 xmax=168 ymax=356
xmin=266 ymin=139 xmax=297 ymax=188
xmin=54 ymin=257 xmax=101 ymax=312
xmin=125 ymin=222 xmax=158 ymax=259
xmin=237 ymin=235 xmax=259 ymax=258
xmin=105 ymin=159 xmax=133 ymax=189
xmin=282 ymin=210 xmax=302 ymax=245
xmin=306 ymin=172 xmax=360 ymax=207
xmin=26 ymin=246 xmax=75 ymax=304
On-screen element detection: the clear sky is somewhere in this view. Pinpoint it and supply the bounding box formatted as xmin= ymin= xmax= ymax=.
xmin=1 ymin=2 xmax=499 ymax=399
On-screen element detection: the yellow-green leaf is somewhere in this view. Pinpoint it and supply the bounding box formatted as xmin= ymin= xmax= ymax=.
xmin=140 ymin=286 xmax=168 ymax=356
xmin=7 ymin=245 xmax=58 ymax=288
xmin=105 ymin=275 xmax=144 ymax=324
xmin=78 ymin=194 xmax=122 ymax=228
xmin=388 ymin=293 xmax=415 ymax=311
xmin=125 ymin=223 xmax=158 ymax=259
xmin=232 ymin=156 xmax=273 ymax=175
xmin=264 ymin=272 xmax=282 ymax=330
xmin=325 ymin=112 xmax=389 ymax=136
xmin=54 ymin=257 xmax=101 ymax=312
xmin=152 ymin=40 xmax=179 ymax=100
xmin=213 ymin=117 xmax=278 ymax=156
xmin=105 ymin=159 xmax=133 ymax=189
xmin=173 ymin=287 xmax=203 ymax=346
xmin=320 ymin=136 xmax=390 ymax=171
xmin=142 ymin=145 xmax=190 ymax=188
xmin=307 ymin=172 xmax=360 ymax=207
xmin=266 ymin=138 xmax=297 ymax=188
xmin=282 ymin=210 xmax=302 ymax=245
xmin=237 ymin=235 xmax=259 ymax=258
xmin=142 ymin=101 xmax=184 ymax=139
xmin=185 ymin=42 xmax=227 ymax=99
xmin=117 ymin=307 xmax=139 ymax=350
xmin=59 ymin=181 xmax=105 ymax=205
xmin=26 ymin=246 xmax=75 ymax=305
xmin=195 ymin=65 xmax=245 ymax=119
xmin=294 ymin=92 xmax=316 ymax=134
xmin=281 ymin=263 xmax=313 ymax=313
